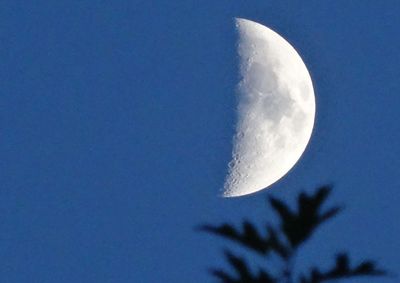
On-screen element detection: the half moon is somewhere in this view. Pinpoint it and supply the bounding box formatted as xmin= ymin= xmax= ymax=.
xmin=223 ymin=18 xmax=315 ymax=197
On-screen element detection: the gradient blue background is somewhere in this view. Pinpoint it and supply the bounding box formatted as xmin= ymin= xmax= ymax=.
xmin=1 ymin=1 xmax=399 ymax=282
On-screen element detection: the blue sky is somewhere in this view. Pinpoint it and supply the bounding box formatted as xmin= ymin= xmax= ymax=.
xmin=1 ymin=1 xmax=399 ymax=282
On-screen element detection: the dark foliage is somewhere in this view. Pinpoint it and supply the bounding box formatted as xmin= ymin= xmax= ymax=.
xmin=299 ymin=253 xmax=386 ymax=283
xmin=199 ymin=185 xmax=388 ymax=283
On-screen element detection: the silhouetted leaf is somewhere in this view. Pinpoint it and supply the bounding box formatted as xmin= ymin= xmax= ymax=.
xmin=211 ymin=251 xmax=272 ymax=283
xmin=210 ymin=268 xmax=237 ymax=283
xmin=230 ymin=251 xmax=277 ymax=282
xmin=199 ymin=222 xmax=267 ymax=255
xmin=268 ymin=196 xmax=295 ymax=225
xmin=242 ymin=221 xmax=268 ymax=253
xmin=199 ymin=223 xmax=237 ymax=240
xmin=312 ymin=186 xmax=331 ymax=207
xmin=199 ymin=221 xmax=291 ymax=258
xmin=257 ymin=269 xmax=275 ymax=283
xmin=300 ymin=253 xmax=387 ymax=282
xmin=334 ymin=253 xmax=350 ymax=275
xmin=269 ymin=186 xmax=341 ymax=248
xmin=265 ymin=225 xmax=289 ymax=259
xmin=354 ymin=260 xmax=387 ymax=276
xmin=319 ymin=207 xmax=342 ymax=224
xmin=224 ymin=251 xmax=251 ymax=280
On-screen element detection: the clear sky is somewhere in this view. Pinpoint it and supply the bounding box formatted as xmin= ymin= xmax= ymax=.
xmin=1 ymin=1 xmax=399 ymax=282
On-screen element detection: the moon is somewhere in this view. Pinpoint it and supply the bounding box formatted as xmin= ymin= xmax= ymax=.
xmin=223 ymin=18 xmax=315 ymax=197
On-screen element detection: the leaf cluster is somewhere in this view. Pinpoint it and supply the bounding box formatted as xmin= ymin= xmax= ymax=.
xmin=199 ymin=186 xmax=387 ymax=283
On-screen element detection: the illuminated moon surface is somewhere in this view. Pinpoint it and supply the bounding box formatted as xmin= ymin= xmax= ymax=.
xmin=223 ymin=18 xmax=315 ymax=197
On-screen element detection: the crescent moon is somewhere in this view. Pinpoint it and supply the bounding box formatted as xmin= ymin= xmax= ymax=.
xmin=223 ymin=18 xmax=316 ymax=197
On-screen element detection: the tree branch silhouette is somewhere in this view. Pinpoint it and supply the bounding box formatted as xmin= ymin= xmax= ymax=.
xmin=199 ymin=185 xmax=388 ymax=283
